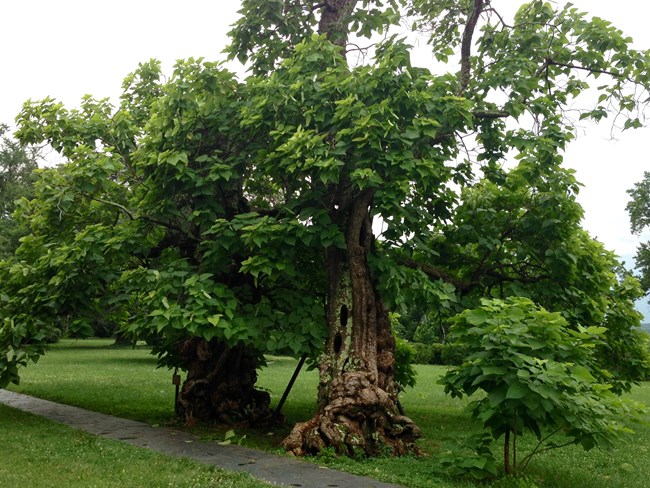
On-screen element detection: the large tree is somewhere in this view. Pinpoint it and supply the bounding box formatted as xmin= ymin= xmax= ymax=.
xmin=228 ymin=0 xmax=650 ymax=456
xmin=2 ymin=0 xmax=650 ymax=459
xmin=626 ymin=171 xmax=650 ymax=371
xmin=1 ymin=61 xmax=326 ymax=422
xmin=628 ymin=172 xmax=650 ymax=292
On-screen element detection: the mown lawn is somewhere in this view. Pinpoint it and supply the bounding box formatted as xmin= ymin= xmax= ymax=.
xmin=6 ymin=338 xmax=650 ymax=487
xmin=0 ymin=403 xmax=274 ymax=488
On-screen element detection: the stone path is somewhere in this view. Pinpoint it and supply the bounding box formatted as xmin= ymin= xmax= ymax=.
xmin=0 ymin=389 xmax=403 ymax=488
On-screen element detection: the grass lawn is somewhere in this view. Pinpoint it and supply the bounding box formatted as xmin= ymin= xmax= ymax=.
xmin=6 ymin=338 xmax=650 ymax=488
xmin=0 ymin=403 xmax=274 ymax=488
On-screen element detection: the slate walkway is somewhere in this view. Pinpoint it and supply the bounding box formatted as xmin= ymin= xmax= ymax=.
xmin=0 ymin=389 xmax=403 ymax=488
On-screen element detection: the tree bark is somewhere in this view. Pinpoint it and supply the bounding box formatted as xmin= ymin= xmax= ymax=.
xmin=318 ymin=0 xmax=358 ymax=48
xmin=175 ymin=337 xmax=271 ymax=425
xmin=283 ymin=192 xmax=420 ymax=456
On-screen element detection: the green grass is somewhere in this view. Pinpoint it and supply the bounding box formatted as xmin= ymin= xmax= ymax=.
xmin=7 ymin=338 xmax=650 ymax=488
xmin=0 ymin=403 xmax=274 ymax=488
xmin=7 ymin=340 xmax=174 ymax=424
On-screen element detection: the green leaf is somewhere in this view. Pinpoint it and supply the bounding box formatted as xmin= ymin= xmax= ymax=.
xmin=505 ymin=382 xmax=529 ymax=400
xmin=207 ymin=314 xmax=222 ymax=326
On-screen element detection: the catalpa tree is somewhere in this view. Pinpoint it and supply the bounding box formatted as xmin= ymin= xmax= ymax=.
xmin=2 ymin=60 xmax=327 ymax=424
xmin=1 ymin=0 xmax=649 ymax=458
xmin=430 ymin=160 xmax=650 ymax=392
xmin=228 ymin=0 xmax=650 ymax=455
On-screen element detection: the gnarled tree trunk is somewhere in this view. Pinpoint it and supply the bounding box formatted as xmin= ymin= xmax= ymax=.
xmin=283 ymin=192 xmax=420 ymax=456
xmin=282 ymin=0 xmax=420 ymax=457
xmin=175 ymin=337 xmax=271 ymax=425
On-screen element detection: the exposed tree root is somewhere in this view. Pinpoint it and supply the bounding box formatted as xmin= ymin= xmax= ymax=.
xmin=283 ymin=371 xmax=420 ymax=457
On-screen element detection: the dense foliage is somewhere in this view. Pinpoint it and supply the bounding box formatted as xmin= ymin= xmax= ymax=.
xmin=442 ymin=297 xmax=647 ymax=476
xmin=0 ymin=125 xmax=38 ymax=259
xmin=2 ymin=0 xmax=650 ymax=460
xmin=1 ymin=61 xmax=327 ymax=422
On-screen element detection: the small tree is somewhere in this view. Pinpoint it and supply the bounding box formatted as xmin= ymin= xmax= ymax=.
xmin=442 ymin=297 xmax=647 ymax=476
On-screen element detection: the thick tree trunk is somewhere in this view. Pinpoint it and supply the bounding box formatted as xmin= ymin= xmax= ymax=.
xmin=318 ymin=0 xmax=358 ymax=48
xmin=282 ymin=0 xmax=419 ymax=457
xmin=283 ymin=193 xmax=420 ymax=456
xmin=175 ymin=337 xmax=271 ymax=425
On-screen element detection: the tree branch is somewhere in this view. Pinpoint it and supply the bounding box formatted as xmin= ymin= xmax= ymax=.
xmin=318 ymin=0 xmax=358 ymax=48
xmin=485 ymin=6 xmax=510 ymax=29
xmin=399 ymin=257 xmax=471 ymax=291
xmin=484 ymin=269 xmax=552 ymax=284
xmin=520 ymin=427 xmax=571 ymax=471
xmin=540 ymin=58 xmax=626 ymax=80
xmin=457 ymin=0 xmax=486 ymax=96
xmin=473 ymin=110 xmax=510 ymax=119
xmin=87 ymin=193 xmax=201 ymax=243
xmin=87 ymin=195 xmax=134 ymax=220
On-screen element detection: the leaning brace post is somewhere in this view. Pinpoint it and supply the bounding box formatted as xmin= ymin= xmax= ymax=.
xmin=273 ymin=354 xmax=308 ymax=418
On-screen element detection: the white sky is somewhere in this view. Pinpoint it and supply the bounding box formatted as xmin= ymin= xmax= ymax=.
xmin=2 ymin=1 xmax=650 ymax=314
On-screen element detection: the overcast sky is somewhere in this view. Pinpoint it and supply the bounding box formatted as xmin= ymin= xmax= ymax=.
xmin=2 ymin=1 xmax=650 ymax=314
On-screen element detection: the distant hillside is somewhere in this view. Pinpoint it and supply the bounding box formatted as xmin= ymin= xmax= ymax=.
xmin=641 ymin=323 xmax=650 ymax=334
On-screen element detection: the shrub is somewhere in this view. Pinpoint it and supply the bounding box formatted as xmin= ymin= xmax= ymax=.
xmin=409 ymin=342 xmax=466 ymax=365
xmin=441 ymin=343 xmax=466 ymax=365
xmin=411 ymin=342 xmax=441 ymax=365
xmin=394 ymin=337 xmax=417 ymax=390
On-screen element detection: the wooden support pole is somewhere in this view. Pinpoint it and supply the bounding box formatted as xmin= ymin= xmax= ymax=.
xmin=273 ymin=354 xmax=308 ymax=418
